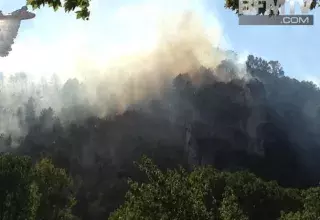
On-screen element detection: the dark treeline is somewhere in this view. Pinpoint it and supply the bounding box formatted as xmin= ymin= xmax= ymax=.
xmin=1 ymin=53 xmax=320 ymax=219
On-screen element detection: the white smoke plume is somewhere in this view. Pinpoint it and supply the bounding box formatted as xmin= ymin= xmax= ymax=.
xmin=0 ymin=6 xmax=35 ymax=57
xmin=0 ymin=19 xmax=20 ymax=57
xmin=0 ymin=0 xmax=248 ymax=139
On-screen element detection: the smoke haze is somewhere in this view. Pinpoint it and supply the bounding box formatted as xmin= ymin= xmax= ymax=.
xmin=3 ymin=0 xmax=320 ymax=199
xmin=0 ymin=0 xmax=248 ymax=138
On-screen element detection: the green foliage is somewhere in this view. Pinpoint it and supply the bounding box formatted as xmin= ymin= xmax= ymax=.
xmin=222 ymin=171 xmax=303 ymax=220
xmin=280 ymin=187 xmax=320 ymax=220
xmin=0 ymin=154 xmax=76 ymax=220
xmin=110 ymin=156 xmax=310 ymax=220
xmin=219 ymin=187 xmax=248 ymax=220
xmin=33 ymin=158 xmax=77 ymax=220
xmin=26 ymin=0 xmax=91 ymax=20
xmin=225 ymin=0 xmax=240 ymax=14
xmin=0 ymin=153 xmax=40 ymax=220
xmin=109 ymin=156 xmax=217 ymax=220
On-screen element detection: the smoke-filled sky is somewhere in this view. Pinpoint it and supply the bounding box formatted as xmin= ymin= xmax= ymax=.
xmin=0 ymin=0 xmax=227 ymax=82
xmin=0 ymin=0 xmax=318 ymax=83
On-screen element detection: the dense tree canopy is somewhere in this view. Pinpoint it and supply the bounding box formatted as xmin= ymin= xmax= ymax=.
xmin=2 ymin=153 xmax=320 ymax=219
xmin=2 ymin=48 xmax=320 ymax=219
xmin=0 ymin=154 xmax=76 ymax=220
xmin=110 ymin=156 xmax=320 ymax=220
xmin=33 ymin=158 xmax=77 ymax=220
xmin=0 ymin=154 xmax=39 ymax=220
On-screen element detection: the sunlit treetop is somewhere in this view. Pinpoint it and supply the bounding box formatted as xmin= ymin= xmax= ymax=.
xmin=26 ymin=0 xmax=91 ymax=20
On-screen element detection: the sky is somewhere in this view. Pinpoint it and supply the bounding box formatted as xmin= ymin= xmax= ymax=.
xmin=0 ymin=0 xmax=318 ymax=84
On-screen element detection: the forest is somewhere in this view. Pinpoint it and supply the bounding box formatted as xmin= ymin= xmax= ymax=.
xmin=1 ymin=53 xmax=320 ymax=219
